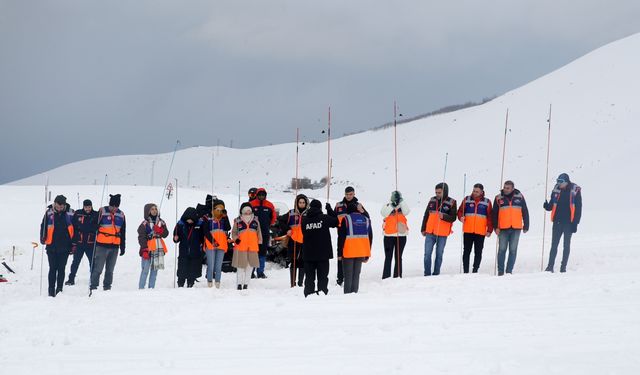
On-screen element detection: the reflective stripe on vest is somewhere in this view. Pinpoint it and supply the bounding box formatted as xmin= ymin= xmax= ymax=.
xmin=288 ymin=209 xmax=304 ymax=243
xmin=96 ymin=207 xmax=125 ymax=245
xmin=235 ymin=218 xmax=260 ymax=252
xmin=204 ymin=218 xmax=229 ymax=251
xmin=462 ymin=196 xmax=490 ymax=235
xmin=383 ymin=209 xmax=408 ymax=235
xmin=550 ymin=184 xmax=580 ymax=223
xmin=44 ymin=209 xmax=74 ymax=245
xmin=424 ymin=197 xmax=454 ymax=237
xmin=343 ymin=214 xmax=371 ymax=258
xmin=496 ymin=193 xmax=524 ymax=229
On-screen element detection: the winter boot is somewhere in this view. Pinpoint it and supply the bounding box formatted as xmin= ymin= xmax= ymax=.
xmin=207 ymin=281 xmax=213 ymax=288
xmin=215 ymin=282 xmax=220 ymax=289
xmin=243 ymin=284 xmax=248 ymax=289
xmin=237 ymin=284 xmax=242 ymax=290
xmin=65 ymin=276 xmax=75 ymax=286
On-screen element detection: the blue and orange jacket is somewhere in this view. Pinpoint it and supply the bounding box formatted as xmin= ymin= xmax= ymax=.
xmin=203 ymin=215 xmax=231 ymax=252
xmin=492 ymin=189 xmax=529 ymax=231
xmin=457 ymin=194 xmax=493 ymax=235
xmin=40 ymin=205 xmax=74 ymax=249
xmin=338 ymin=212 xmax=373 ymax=259
xmin=96 ymin=206 xmax=126 ymax=250
xmin=544 ymin=183 xmax=582 ymax=224
xmin=421 ymin=196 xmax=457 ymax=237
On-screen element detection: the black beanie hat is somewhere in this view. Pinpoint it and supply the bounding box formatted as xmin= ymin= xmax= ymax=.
xmin=557 ymin=173 xmax=571 ymax=183
xmin=310 ymin=199 xmax=322 ymax=209
xmin=54 ymin=195 xmax=67 ymax=205
xmin=83 ymin=199 xmax=92 ymax=207
xmin=109 ymin=194 xmax=121 ymax=207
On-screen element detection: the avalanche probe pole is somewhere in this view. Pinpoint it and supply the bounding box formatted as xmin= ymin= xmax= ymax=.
xmin=460 ymin=173 xmax=466 ymax=274
xmin=393 ymin=101 xmax=402 ymax=278
xmin=494 ymin=109 xmax=509 ymax=276
xmin=541 ymin=104 xmax=552 ymax=271
xmin=174 ymin=178 xmax=178 ymax=288
xmin=292 ymin=128 xmax=300 ymax=288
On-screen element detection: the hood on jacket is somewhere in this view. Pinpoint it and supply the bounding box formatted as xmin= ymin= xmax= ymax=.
xmin=557 ymin=173 xmax=571 ymax=184
xmin=256 ymin=188 xmax=267 ymax=200
xmin=294 ymin=194 xmax=309 ymax=213
xmin=144 ymin=203 xmax=158 ymax=219
xmin=306 ymin=199 xmax=322 ymax=218
xmin=435 ymin=182 xmax=449 ymax=199
xmin=180 ymin=207 xmax=199 ymax=223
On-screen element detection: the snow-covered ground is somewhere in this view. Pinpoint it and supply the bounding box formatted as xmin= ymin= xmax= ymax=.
xmin=2 ymin=33 xmax=640 ymax=374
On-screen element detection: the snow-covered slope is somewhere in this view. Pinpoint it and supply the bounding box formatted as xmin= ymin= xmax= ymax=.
xmin=2 ymin=34 xmax=640 ymax=375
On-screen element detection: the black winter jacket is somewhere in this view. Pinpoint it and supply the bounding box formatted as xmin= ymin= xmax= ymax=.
xmin=301 ymin=207 xmax=339 ymax=261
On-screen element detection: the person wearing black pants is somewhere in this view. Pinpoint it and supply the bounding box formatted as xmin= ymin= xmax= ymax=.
xmin=381 ymin=191 xmax=410 ymax=279
xmin=462 ymin=234 xmax=485 ymax=273
xmin=544 ymin=173 xmax=582 ymax=273
xmin=40 ymin=195 xmax=74 ymax=297
xmin=301 ymin=199 xmax=338 ymax=297
xmin=66 ymin=199 xmax=99 ymax=286
xmin=458 ymin=183 xmax=493 ymax=273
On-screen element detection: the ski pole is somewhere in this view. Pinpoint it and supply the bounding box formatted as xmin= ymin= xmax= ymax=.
xmin=89 ymin=174 xmax=108 ymax=297
xmin=494 ymin=109 xmax=509 ymax=276
xmin=541 ymin=104 xmax=552 ymax=272
xmin=158 ymin=140 xmax=181 ymax=212
xmin=460 ymin=173 xmax=466 ymax=274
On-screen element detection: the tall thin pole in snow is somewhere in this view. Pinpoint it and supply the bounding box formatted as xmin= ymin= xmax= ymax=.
xmin=211 ymin=150 xmax=215 ymax=195
xmin=174 ymin=178 xmax=178 ymax=288
xmin=291 ymin=128 xmax=300 ymax=288
xmin=541 ymin=104 xmax=553 ymax=271
xmin=460 ymin=173 xmax=467 ymax=274
xmin=88 ymin=174 xmax=108 ymax=298
xmin=393 ymin=101 xmax=402 ymax=278
xmin=326 ymin=106 xmax=332 ymax=203
xmin=494 ymin=109 xmax=509 ymax=276
xmin=430 ymin=152 xmax=449 ymax=274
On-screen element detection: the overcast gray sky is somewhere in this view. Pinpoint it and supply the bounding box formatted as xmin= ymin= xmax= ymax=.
xmin=1 ymin=0 xmax=639 ymax=184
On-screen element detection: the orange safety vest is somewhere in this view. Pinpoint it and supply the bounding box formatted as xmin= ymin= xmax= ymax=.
xmin=462 ymin=196 xmax=491 ymax=235
xmin=235 ymin=218 xmax=260 ymax=252
xmin=342 ymin=213 xmax=371 ymax=258
xmin=143 ymin=219 xmax=168 ymax=254
xmin=44 ymin=208 xmax=74 ymax=245
xmin=287 ymin=209 xmax=304 ymax=243
xmin=423 ymin=197 xmax=455 ymax=237
xmin=550 ymin=183 xmax=580 ymax=223
xmin=383 ymin=209 xmax=408 ymax=235
xmin=496 ymin=192 xmax=525 ymax=230
xmin=96 ymin=207 xmax=125 ymax=245
xmin=204 ymin=217 xmax=229 ymax=252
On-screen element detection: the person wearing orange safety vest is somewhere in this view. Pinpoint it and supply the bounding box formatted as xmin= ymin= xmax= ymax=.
xmin=203 ymin=199 xmax=231 ymax=288
xmin=491 ymin=181 xmax=529 ymax=276
xmin=250 ymin=188 xmax=276 ymax=279
xmin=137 ymin=203 xmax=169 ymax=289
xmin=457 ymin=183 xmax=493 ymax=273
xmin=327 ymin=186 xmax=370 ymax=286
xmin=231 ymin=202 xmax=263 ymax=290
xmin=338 ymin=202 xmax=373 ymax=294
xmin=90 ymin=194 xmax=126 ymax=291
xmin=39 ymin=195 xmax=74 ymax=297
xmin=543 ymin=173 xmax=582 ymax=273
xmin=421 ymin=183 xmax=457 ymax=276
xmin=278 ymin=194 xmax=309 ymax=287
xmin=380 ymin=191 xmax=410 ymax=279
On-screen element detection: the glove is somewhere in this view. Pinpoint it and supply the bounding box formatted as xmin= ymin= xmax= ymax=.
xmin=325 ymin=203 xmax=332 ymax=211
xmin=142 ymin=249 xmax=150 ymax=260
xmin=153 ymin=225 xmax=164 ymax=235
xmin=572 ymin=223 xmax=578 ymax=233
xmin=234 ymin=239 xmax=241 ymax=245
xmin=120 ymin=249 xmax=125 ymax=256
xmin=139 ymin=247 xmax=148 ymax=256
xmin=543 ymin=200 xmax=549 ymax=209
xmin=70 ymin=244 xmax=77 ymax=255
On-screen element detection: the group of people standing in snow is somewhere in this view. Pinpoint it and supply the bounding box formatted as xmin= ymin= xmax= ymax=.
xmin=39 ymin=173 xmax=581 ymax=298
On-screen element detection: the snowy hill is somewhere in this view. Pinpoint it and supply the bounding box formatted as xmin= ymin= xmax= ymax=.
xmin=2 ymin=34 xmax=640 ymax=374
